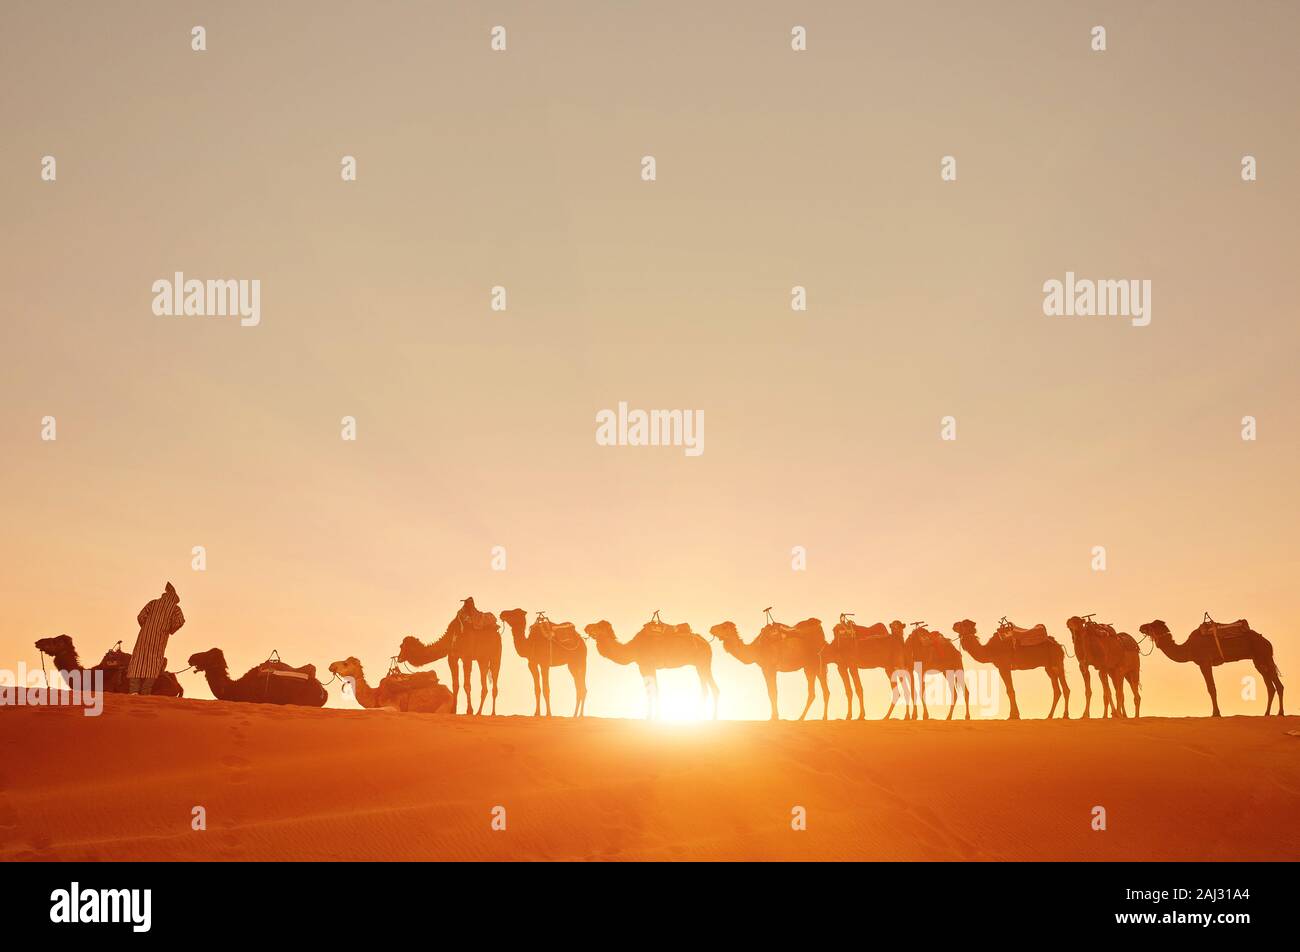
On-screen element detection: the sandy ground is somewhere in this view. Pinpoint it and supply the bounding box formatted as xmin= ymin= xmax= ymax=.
xmin=1 ymin=694 xmax=1296 ymax=861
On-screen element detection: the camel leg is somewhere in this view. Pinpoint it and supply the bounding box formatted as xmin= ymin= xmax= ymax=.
xmin=835 ymin=665 xmax=853 ymax=719
xmin=464 ymin=659 xmax=476 ymax=715
xmin=573 ymin=660 xmax=587 ymax=717
xmin=818 ymin=663 xmax=830 ymax=720
xmin=851 ymin=667 xmax=865 ymax=720
xmin=1058 ymin=665 xmax=1070 ymax=718
xmin=1127 ymin=670 xmax=1141 ymax=719
xmin=490 ymin=661 xmax=499 ymax=715
xmin=945 ymin=669 xmax=957 ymax=720
xmin=529 ymin=663 xmax=542 ymax=717
xmin=1199 ymin=662 xmax=1221 ymax=716
xmin=1252 ymin=655 xmax=1278 ymax=715
xmin=881 ymin=670 xmax=898 ymax=719
xmin=918 ymin=667 xmax=931 ymax=720
xmin=1100 ymin=668 xmax=1115 ymax=718
xmin=1046 ymin=668 xmax=1061 ymax=719
xmin=1109 ymin=671 xmax=1127 ymax=718
xmin=449 ymin=657 xmax=463 ymax=714
xmin=697 ymin=665 xmax=719 ymax=719
xmin=798 ymin=668 xmax=817 ymax=721
xmin=999 ymin=668 xmax=1019 ymax=720
xmin=1079 ymin=665 xmax=1092 ymax=718
xmin=960 ymin=668 xmax=971 ymax=719
xmin=540 ymin=664 xmax=552 ymax=717
xmin=764 ymin=667 xmax=779 ymax=721
xmin=475 ymin=662 xmax=489 ymax=715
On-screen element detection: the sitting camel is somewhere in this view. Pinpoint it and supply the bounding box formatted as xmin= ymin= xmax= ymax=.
xmin=501 ymin=609 xmax=587 ymax=717
xmin=1066 ymin=616 xmax=1141 ymax=718
xmin=35 ymin=634 xmax=184 ymax=698
xmin=397 ymin=596 xmax=502 ymax=715
xmin=583 ymin=613 xmax=718 ymax=719
xmin=710 ymin=610 xmax=828 ymax=721
xmin=1140 ymin=617 xmax=1283 ymax=716
xmin=823 ymin=615 xmax=911 ymax=719
xmin=953 ymin=619 xmax=1069 ymax=719
xmin=903 ymin=623 xmax=969 ymax=720
xmin=328 ymin=657 xmax=454 ymax=713
xmin=187 ymin=648 xmax=327 ymax=706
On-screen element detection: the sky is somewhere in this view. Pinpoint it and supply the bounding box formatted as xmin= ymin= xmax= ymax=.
xmin=1 ymin=1 xmax=1297 ymax=720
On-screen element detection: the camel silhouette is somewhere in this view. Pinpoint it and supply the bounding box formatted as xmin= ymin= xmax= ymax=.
xmin=501 ymin=609 xmax=587 ymax=717
xmin=824 ymin=616 xmax=912 ymax=719
xmin=953 ymin=619 xmax=1070 ymax=719
xmin=35 ymin=634 xmax=184 ymax=698
xmin=187 ymin=648 xmax=327 ymax=706
xmin=397 ymin=597 xmax=502 ymax=715
xmin=328 ymin=656 xmax=454 ymax=713
xmin=1140 ymin=618 xmax=1284 ymax=716
xmin=903 ymin=623 xmax=969 ymax=720
xmin=710 ymin=612 xmax=828 ymax=721
xmin=583 ymin=616 xmax=718 ymax=719
xmin=1066 ymin=616 xmax=1141 ymax=718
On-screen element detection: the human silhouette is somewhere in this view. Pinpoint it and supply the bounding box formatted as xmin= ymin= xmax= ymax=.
xmin=125 ymin=582 xmax=185 ymax=694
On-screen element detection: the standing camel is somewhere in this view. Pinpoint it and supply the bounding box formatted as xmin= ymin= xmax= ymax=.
xmin=397 ymin=597 xmax=502 ymax=715
xmin=903 ymin=623 xmax=970 ymax=720
xmin=824 ymin=616 xmax=911 ymax=719
xmin=952 ymin=619 xmax=1070 ymax=719
xmin=710 ymin=610 xmax=828 ymax=721
xmin=1065 ymin=616 xmax=1141 ymax=718
xmin=1140 ymin=617 xmax=1284 ymax=716
xmin=502 ymin=609 xmax=588 ymax=717
xmin=583 ymin=614 xmax=719 ymax=719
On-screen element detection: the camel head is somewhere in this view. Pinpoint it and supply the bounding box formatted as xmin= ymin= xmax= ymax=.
xmin=35 ymin=634 xmax=75 ymax=659
xmin=500 ymin=608 xmax=527 ymax=637
xmin=709 ymin=621 xmax=739 ymax=643
xmin=328 ymin=657 xmax=363 ymax=680
xmin=889 ymin=620 xmax=905 ymax=638
xmin=1066 ymin=616 xmax=1087 ymax=638
xmin=187 ymin=648 xmax=227 ymax=673
xmin=1139 ymin=620 xmax=1171 ymax=643
xmin=583 ymin=620 xmax=615 ymax=642
xmin=952 ymin=619 xmax=977 ymax=640
xmin=396 ymin=635 xmax=426 ymax=665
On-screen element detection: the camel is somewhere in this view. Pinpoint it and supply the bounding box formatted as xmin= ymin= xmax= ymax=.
xmin=501 ymin=609 xmax=587 ymax=717
xmin=1066 ymin=616 xmax=1141 ymax=718
xmin=35 ymin=634 xmax=184 ymax=698
xmin=1140 ymin=617 xmax=1284 ymax=716
xmin=822 ymin=616 xmax=912 ymax=720
xmin=710 ymin=610 xmax=828 ymax=721
xmin=397 ymin=597 xmax=502 ymax=715
xmin=953 ymin=619 xmax=1070 ymax=719
xmin=328 ymin=657 xmax=454 ymax=713
xmin=187 ymin=648 xmax=327 ymax=706
xmin=903 ymin=623 xmax=970 ymax=720
xmin=583 ymin=614 xmax=719 ymax=719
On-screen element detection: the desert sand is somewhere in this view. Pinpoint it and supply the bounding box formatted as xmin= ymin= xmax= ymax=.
xmin=1 ymin=695 xmax=1296 ymax=861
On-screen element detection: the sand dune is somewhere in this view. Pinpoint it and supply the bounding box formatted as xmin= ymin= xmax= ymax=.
xmin=1 ymin=695 xmax=1296 ymax=861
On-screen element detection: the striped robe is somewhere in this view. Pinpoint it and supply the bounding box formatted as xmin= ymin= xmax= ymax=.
xmin=125 ymin=588 xmax=185 ymax=680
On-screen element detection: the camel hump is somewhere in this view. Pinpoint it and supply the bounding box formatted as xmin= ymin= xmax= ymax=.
xmin=1116 ymin=631 xmax=1139 ymax=651
xmin=998 ymin=621 xmax=1049 ymax=647
xmin=98 ymin=645 xmax=131 ymax=670
xmin=638 ymin=618 xmax=695 ymax=641
xmin=1199 ymin=617 xmax=1252 ymax=640
xmin=533 ymin=618 xmax=583 ymax=650
xmin=840 ymin=620 xmax=890 ymax=640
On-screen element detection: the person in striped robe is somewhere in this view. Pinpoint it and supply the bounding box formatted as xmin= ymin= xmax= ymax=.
xmin=126 ymin=582 xmax=185 ymax=694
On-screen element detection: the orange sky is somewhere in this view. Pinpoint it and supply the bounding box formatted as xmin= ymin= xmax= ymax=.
xmin=2 ymin=2 xmax=1297 ymax=720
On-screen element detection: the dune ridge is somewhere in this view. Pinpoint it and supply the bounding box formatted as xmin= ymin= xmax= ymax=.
xmin=1 ymin=695 xmax=1297 ymax=861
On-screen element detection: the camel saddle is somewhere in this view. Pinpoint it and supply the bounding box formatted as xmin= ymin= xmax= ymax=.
xmin=839 ymin=620 xmax=891 ymax=641
xmin=382 ymin=669 xmax=441 ymax=694
xmin=911 ymin=626 xmax=946 ymax=649
xmin=257 ymin=651 xmax=316 ymax=682
xmin=456 ymin=599 xmax=497 ymax=633
xmin=759 ymin=619 xmax=822 ymax=644
xmin=1198 ymin=616 xmax=1251 ymax=640
xmin=641 ymin=619 xmax=694 ymax=640
xmin=97 ymin=642 xmax=131 ymax=670
xmin=996 ymin=620 xmax=1049 ymax=647
xmin=532 ymin=616 xmax=582 ymax=651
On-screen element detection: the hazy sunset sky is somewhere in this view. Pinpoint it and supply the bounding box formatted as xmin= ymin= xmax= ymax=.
xmin=2 ymin=2 xmax=1297 ymax=719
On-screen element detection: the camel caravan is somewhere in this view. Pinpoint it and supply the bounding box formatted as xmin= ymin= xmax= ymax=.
xmin=31 ymin=582 xmax=1286 ymax=720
